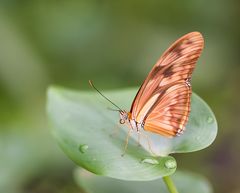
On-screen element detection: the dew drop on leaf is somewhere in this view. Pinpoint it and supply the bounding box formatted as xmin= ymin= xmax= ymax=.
xmin=164 ymin=159 xmax=177 ymax=169
xmin=207 ymin=116 xmax=213 ymax=123
xmin=141 ymin=158 xmax=159 ymax=165
xmin=195 ymin=136 xmax=201 ymax=141
xmin=79 ymin=144 xmax=89 ymax=153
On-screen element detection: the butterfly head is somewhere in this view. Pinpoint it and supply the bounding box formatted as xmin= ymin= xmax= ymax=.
xmin=119 ymin=110 xmax=129 ymax=124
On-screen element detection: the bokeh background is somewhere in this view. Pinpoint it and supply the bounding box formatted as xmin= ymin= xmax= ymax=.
xmin=0 ymin=1 xmax=239 ymax=193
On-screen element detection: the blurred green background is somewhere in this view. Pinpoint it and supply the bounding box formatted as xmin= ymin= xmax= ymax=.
xmin=0 ymin=1 xmax=239 ymax=193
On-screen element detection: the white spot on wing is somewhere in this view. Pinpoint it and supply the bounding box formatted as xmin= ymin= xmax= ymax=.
xmin=137 ymin=94 xmax=160 ymax=122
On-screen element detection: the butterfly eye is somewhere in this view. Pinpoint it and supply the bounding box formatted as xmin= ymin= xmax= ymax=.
xmin=119 ymin=119 xmax=125 ymax=124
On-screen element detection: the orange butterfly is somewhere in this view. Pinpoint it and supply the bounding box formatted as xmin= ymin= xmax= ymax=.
xmin=90 ymin=31 xmax=204 ymax=154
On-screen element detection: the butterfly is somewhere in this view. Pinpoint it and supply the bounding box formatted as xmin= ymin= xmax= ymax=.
xmin=90 ymin=31 xmax=204 ymax=153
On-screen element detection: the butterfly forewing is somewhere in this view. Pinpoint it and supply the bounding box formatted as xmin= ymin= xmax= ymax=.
xmin=130 ymin=32 xmax=204 ymax=137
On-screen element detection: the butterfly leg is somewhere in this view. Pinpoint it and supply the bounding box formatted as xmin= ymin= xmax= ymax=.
xmin=137 ymin=132 xmax=141 ymax=147
xmin=121 ymin=128 xmax=133 ymax=157
xmin=110 ymin=123 xmax=121 ymax=138
xmin=140 ymin=132 xmax=157 ymax=156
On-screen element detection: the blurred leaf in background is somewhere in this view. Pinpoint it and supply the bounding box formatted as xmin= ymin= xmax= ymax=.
xmin=74 ymin=168 xmax=213 ymax=193
xmin=0 ymin=0 xmax=239 ymax=193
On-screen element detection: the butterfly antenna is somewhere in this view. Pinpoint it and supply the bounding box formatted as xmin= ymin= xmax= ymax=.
xmin=89 ymin=80 xmax=123 ymax=112
xmin=107 ymin=107 xmax=120 ymax=111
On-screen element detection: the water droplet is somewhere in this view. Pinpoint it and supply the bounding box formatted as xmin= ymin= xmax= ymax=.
xmin=195 ymin=136 xmax=201 ymax=141
xmin=164 ymin=159 xmax=177 ymax=169
xmin=207 ymin=117 xmax=213 ymax=123
xmin=79 ymin=144 xmax=88 ymax=153
xmin=141 ymin=158 xmax=159 ymax=165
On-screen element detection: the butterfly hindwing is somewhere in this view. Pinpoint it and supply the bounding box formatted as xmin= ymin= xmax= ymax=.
xmin=143 ymin=81 xmax=191 ymax=137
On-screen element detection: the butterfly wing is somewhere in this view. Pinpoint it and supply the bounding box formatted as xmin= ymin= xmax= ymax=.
xmin=143 ymin=81 xmax=191 ymax=136
xmin=130 ymin=32 xmax=204 ymax=137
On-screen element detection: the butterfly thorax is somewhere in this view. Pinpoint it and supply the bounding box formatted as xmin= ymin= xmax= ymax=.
xmin=119 ymin=110 xmax=143 ymax=132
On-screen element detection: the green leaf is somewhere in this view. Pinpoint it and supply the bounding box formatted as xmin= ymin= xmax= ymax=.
xmin=74 ymin=168 xmax=213 ymax=193
xmin=47 ymin=87 xmax=217 ymax=180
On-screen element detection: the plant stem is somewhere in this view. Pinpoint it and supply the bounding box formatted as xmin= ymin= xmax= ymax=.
xmin=163 ymin=176 xmax=179 ymax=193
